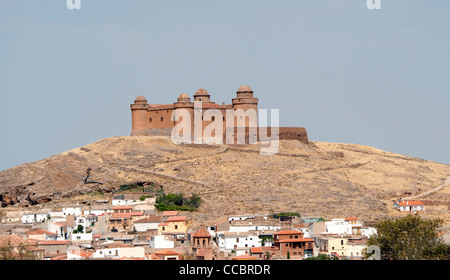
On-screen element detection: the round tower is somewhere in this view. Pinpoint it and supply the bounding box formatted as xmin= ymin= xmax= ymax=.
xmin=193 ymin=88 xmax=212 ymax=103
xmin=231 ymin=85 xmax=259 ymax=143
xmin=232 ymin=85 xmax=258 ymax=122
xmin=130 ymin=96 xmax=149 ymax=133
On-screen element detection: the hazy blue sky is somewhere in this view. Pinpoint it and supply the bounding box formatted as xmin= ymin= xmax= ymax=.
xmin=1 ymin=0 xmax=449 ymax=171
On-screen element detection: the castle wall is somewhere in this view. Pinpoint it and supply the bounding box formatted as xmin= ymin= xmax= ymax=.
xmin=147 ymin=108 xmax=176 ymax=129
xmin=130 ymin=86 xmax=309 ymax=145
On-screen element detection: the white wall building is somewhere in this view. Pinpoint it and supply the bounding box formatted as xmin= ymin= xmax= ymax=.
xmin=217 ymin=232 xmax=262 ymax=252
xmin=228 ymin=224 xmax=281 ymax=233
xmin=71 ymin=233 xmax=93 ymax=242
xmin=63 ymin=206 xmax=82 ymax=216
xmin=149 ymin=235 xmax=175 ymax=249
xmin=393 ymin=200 xmax=425 ymax=213
xmin=361 ymin=227 xmax=377 ymax=238
xmin=324 ymin=219 xmax=352 ymax=235
xmin=22 ymin=211 xmax=49 ymax=224
xmin=92 ymin=246 xmax=146 ymax=259
xmin=133 ymin=217 xmax=160 ymax=232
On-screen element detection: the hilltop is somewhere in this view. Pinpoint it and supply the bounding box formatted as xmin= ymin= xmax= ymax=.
xmin=1 ymin=136 xmax=449 ymax=226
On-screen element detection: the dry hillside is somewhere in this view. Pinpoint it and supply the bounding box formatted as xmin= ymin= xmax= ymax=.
xmin=0 ymin=136 xmax=449 ymax=226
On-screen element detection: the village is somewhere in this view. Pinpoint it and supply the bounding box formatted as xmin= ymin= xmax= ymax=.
xmin=0 ymin=189 xmax=429 ymax=261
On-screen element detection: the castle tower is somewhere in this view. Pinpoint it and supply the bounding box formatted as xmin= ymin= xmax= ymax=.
xmin=193 ymin=89 xmax=212 ymax=103
xmin=130 ymin=96 xmax=149 ymax=133
xmin=232 ymin=85 xmax=258 ymax=127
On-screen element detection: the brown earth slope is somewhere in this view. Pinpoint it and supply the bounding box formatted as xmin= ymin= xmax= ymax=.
xmin=0 ymin=136 xmax=449 ymax=226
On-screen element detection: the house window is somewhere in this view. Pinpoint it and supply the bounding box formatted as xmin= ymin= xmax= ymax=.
xmin=175 ymin=225 xmax=178 ymax=230
xmin=212 ymin=116 xmax=215 ymax=121
xmin=162 ymin=227 xmax=166 ymax=231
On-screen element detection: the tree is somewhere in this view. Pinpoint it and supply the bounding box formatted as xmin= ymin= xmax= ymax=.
xmin=77 ymin=225 xmax=84 ymax=234
xmin=365 ymin=214 xmax=448 ymax=260
xmin=0 ymin=239 xmax=39 ymax=260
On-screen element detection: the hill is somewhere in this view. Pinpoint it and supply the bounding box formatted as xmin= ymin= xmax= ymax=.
xmin=1 ymin=136 xmax=449 ymax=226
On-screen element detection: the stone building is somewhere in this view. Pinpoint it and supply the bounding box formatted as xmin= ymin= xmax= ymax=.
xmin=130 ymin=85 xmax=309 ymax=144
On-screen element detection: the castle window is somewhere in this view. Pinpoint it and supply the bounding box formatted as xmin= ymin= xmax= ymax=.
xmin=161 ymin=117 xmax=164 ymax=122
xmin=149 ymin=118 xmax=152 ymax=123
xmin=212 ymin=116 xmax=215 ymax=121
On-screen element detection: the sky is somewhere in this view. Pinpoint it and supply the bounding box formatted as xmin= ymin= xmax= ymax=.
xmin=0 ymin=0 xmax=449 ymax=171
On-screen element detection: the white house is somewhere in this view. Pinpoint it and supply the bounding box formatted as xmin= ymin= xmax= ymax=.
xmin=324 ymin=219 xmax=352 ymax=235
xmin=62 ymin=206 xmax=82 ymax=216
xmin=228 ymin=214 xmax=256 ymax=222
xmin=361 ymin=227 xmax=377 ymax=238
xmin=112 ymin=194 xmax=143 ymax=206
xmin=82 ymin=205 xmax=113 ymax=216
xmin=48 ymin=222 xmax=68 ymax=240
xmin=133 ymin=216 xmax=161 ymax=232
xmin=47 ymin=211 xmax=66 ymax=222
xmin=346 ymin=238 xmax=368 ymax=259
xmin=217 ymin=232 xmax=262 ymax=252
xmin=21 ymin=211 xmax=49 ymax=224
xmin=229 ymin=224 xmax=281 ymax=232
xmin=75 ymin=215 xmax=98 ymax=231
xmin=71 ymin=233 xmax=93 ymax=242
xmin=92 ymin=246 xmax=145 ymax=259
xmin=149 ymin=235 xmax=175 ymax=249
xmin=393 ymin=200 xmax=425 ymax=213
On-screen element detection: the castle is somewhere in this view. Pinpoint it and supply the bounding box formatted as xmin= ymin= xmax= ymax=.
xmin=130 ymin=85 xmax=309 ymax=144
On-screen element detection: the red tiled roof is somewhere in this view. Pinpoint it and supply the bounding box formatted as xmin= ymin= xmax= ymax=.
xmin=397 ymin=200 xmax=424 ymax=206
xmin=345 ymin=217 xmax=358 ymax=221
xmin=278 ymin=238 xmax=314 ymax=243
xmin=192 ymin=229 xmax=211 ymax=238
xmin=0 ymin=235 xmax=34 ymax=247
xmin=275 ymin=230 xmax=302 ymax=235
xmin=196 ymin=248 xmax=212 ymax=257
xmin=162 ymin=211 xmax=178 ymax=216
xmin=167 ymin=216 xmax=188 ymax=222
xmin=113 ymin=206 xmax=132 ymax=210
xmin=27 ymin=229 xmax=58 ymax=235
xmin=111 ymin=212 xmax=143 ymax=219
xmin=250 ymin=247 xmax=263 ymax=254
xmin=231 ymin=254 xmax=258 ymax=260
xmin=292 ymin=224 xmax=306 ymax=228
xmin=154 ymin=249 xmax=180 ymax=256
xmin=38 ymin=241 xmax=70 ymax=246
xmin=134 ymin=216 xmax=162 ymax=223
